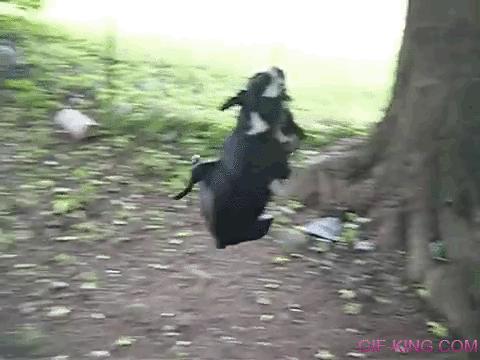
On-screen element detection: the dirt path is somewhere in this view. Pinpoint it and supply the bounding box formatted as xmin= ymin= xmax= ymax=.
xmin=0 ymin=134 xmax=465 ymax=360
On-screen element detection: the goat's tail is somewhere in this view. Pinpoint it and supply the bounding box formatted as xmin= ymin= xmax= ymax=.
xmin=173 ymin=181 xmax=194 ymax=200
xmin=173 ymin=155 xmax=201 ymax=200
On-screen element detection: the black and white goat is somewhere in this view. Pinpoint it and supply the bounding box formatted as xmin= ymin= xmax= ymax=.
xmin=174 ymin=67 xmax=299 ymax=249
xmin=219 ymin=88 xmax=305 ymax=154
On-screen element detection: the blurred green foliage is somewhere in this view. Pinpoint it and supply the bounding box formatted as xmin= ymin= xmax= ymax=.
xmin=1 ymin=0 xmax=43 ymax=10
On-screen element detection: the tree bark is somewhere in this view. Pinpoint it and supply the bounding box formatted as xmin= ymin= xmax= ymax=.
xmin=372 ymin=0 xmax=480 ymax=339
xmin=291 ymin=0 xmax=480 ymax=339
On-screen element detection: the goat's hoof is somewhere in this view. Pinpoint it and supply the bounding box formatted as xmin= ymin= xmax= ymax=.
xmin=258 ymin=213 xmax=274 ymax=221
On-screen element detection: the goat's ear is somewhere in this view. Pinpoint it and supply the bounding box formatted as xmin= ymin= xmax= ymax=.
xmin=219 ymin=96 xmax=238 ymax=111
xmin=218 ymin=90 xmax=247 ymax=111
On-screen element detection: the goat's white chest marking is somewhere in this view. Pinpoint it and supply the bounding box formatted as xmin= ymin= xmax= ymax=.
xmin=246 ymin=112 xmax=270 ymax=135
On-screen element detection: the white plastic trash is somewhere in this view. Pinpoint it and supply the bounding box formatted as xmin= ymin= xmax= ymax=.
xmin=303 ymin=217 xmax=343 ymax=241
xmin=54 ymin=108 xmax=99 ymax=140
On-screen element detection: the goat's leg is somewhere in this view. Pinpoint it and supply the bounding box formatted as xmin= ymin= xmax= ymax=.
xmin=216 ymin=214 xmax=274 ymax=249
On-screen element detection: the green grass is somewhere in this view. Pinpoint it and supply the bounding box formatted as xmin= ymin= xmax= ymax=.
xmin=0 ymin=5 xmax=396 ymax=151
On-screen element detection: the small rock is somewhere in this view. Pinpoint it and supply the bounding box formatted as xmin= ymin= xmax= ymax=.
xmin=148 ymin=263 xmax=170 ymax=271
xmin=90 ymin=313 xmax=106 ymax=320
xmin=338 ymin=289 xmax=356 ymax=300
xmin=260 ymin=314 xmax=274 ymax=322
xmin=0 ymin=253 xmax=17 ymax=259
xmin=315 ymin=349 xmax=335 ymax=359
xmin=47 ymin=306 xmax=71 ymax=318
xmin=105 ymin=269 xmax=120 ymax=275
xmin=13 ymin=263 xmax=36 ymax=269
xmin=112 ymin=220 xmax=127 ymax=226
xmin=353 ymin=259 xmax=367 ymax=265
xmin=272 ymin=256 xmax=290 ymax=265
xmin=114 ymin=336 xmax=136 ymax=347
xmin=80 ymin=282 xmax=98 ymax=290
xmin=347 ymin=352 xmax=366 ymax=358
xmin=144 ymin=224 xmax=163 ymax=230
xmin=343 ymin=303 xmax=362 ymax=315
xmin=161 ymin=325 xmax=177 ymax=332
xmin=290 ymin=253 xmax=304 ymax=259
xmin=356 ymin=217 xmax=372 ymax=224
xmin=88 ymin=350 xmax=110 ymax=358
xmin=52 ymin=356 xmax=70 ymax=360
xmin=44 ymin=160 xmax=59 ymax=167
xmin=288 ymin=303 xmax=301 ymax=309
xmin=220 ymin=336 xmax=241 ymax=344
xmin=256 ymin=297 xmax=271 ymax=305
xmin=95 ymin=255 xmax=110 ymax=260
xmin=374 ymin=296 xmax=393 ymax=304
xmin=256 ymin=341 xmax=273 ymax=346
xmin=264 ymin=283 xmax=280 ymax=290
xmin=416 ymin=288 xmax=430 ymax=299
xmin=289 ymin=307 xmax=304 ymax=313
xmin=175 ymin=341 xmax=192 ymax=346
xmin=160 ymin=312 xmax=176 ymax=318
xmin=55 ymin=236 xmax=78 ymax=242
xmin=49 ymin=281 xmax=70 ymax=291
xmin=354 ymin=241 xmax=376 ymax=252
xmin=345 ymin=328 xmax=361 ymax=334
xmin=169 ymin=239 xmax=184 ymax=245
xmin=163 ymin=332 xmax=181 ymax=337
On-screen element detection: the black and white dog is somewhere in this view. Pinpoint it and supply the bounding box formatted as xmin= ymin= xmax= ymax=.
xmin=174 ymin=67 xmax=303 ymax=249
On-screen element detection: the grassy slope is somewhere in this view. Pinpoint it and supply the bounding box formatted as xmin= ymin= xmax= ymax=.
xmin=1 ymin=6 xmax=396 ymax=153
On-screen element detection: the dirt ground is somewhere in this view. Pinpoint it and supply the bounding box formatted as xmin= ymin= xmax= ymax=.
xmin=0 ymin=134 xmax=469 ymax=360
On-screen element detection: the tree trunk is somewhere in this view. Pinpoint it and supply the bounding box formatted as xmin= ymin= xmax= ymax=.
xmin=290 ymin=0 xmax=480 ymax=339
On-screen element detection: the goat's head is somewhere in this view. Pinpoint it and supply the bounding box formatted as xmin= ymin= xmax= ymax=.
xmin=219 ymin=89 xmax=290 ymax=112
xmin=243 ymin=67 xmax=289 ymax=122
xmin=219 ymin=86 xmax=305 ymax=153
